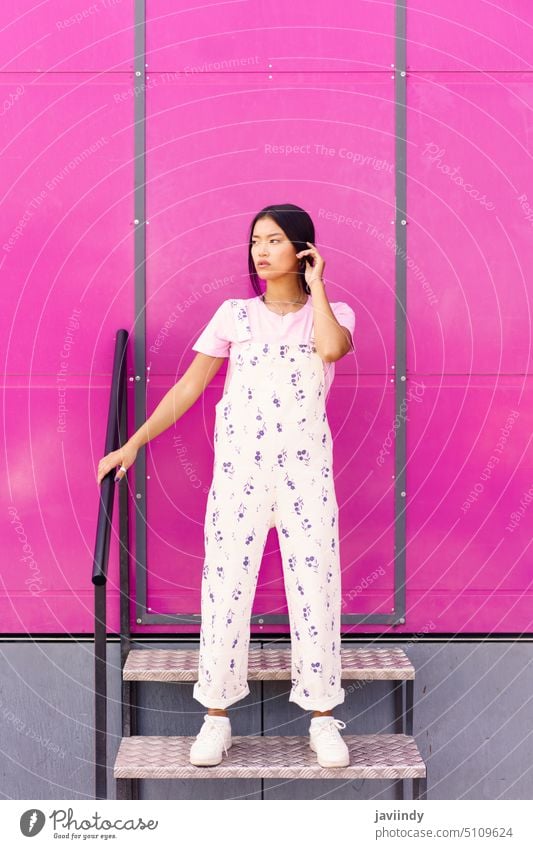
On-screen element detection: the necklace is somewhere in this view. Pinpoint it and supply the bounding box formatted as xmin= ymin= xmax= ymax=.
xmin=261 ymin=293 xmax=307 ymax=317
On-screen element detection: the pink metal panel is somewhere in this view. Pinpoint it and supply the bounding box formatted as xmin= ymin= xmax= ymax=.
xmin=1 ymin=74 xmax=135 ymax=633
xmin=407 ymin=1 xmax=533 ymax=72
xmin=407 ymin=74 xmax=533 ymax=374
xmin=404 ymin=377 xmax=533 ymax=633
xmin=146 ymin=1 xmax=393 ymax=72
xmin=2 ymin=384 xmax=136 ymax=633
xmin=143 ymin=72 xmax=395 ymax=628
xmin=0 ymin=74 xmax=134 ymax=374
xmin=0 ymin=0 xmax=133 ymax=72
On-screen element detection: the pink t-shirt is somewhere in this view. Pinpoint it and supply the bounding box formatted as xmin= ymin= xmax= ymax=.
xmin=192 ymin=295 xmax=355 ymax=400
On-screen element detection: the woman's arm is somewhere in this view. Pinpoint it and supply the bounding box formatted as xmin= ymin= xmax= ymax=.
xmin=128 ymin=353 xmax=226 ymax=451
xmin=97 ymin=353 xmax=226 ymax=485
xmin=310 ymin=281 xmax=353 ymax=362
xmin=295 ymin=242 xmax=354 ymax=363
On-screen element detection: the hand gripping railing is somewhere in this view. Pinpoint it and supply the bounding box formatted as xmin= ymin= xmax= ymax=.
xmin=92 ymin=329 xmax=130 ymax=800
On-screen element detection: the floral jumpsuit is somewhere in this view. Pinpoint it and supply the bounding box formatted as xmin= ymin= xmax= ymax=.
xmin=192 ymin=299 xmax=345 ymax=711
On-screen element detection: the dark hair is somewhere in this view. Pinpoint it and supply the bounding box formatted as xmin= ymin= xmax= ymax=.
xmin=247 ymin=203 xmax=316 ymax=297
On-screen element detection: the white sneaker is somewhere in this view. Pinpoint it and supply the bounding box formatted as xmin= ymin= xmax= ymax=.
xmin=309 ymin=717 xmax=349 ymax=767
xmin=189 ymin=714 xmax=232 ymax=766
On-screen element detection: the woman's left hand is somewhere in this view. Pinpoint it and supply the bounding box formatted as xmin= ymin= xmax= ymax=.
xmin=296 ymin=241 xmax=325 ymax=288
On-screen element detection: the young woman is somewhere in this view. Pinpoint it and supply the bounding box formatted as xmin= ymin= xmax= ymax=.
xmin=97 ymin=203 xmax=355 ymax=769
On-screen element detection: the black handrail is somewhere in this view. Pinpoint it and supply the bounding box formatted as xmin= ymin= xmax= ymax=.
xmin=92 ymin=329 xmax=129 ymax=585
xmin=92 ymin=329 xmax=129 ymax=800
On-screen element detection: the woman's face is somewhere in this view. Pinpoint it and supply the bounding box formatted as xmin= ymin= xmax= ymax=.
xmin=251 ymin=217 xmax=299 ymax=280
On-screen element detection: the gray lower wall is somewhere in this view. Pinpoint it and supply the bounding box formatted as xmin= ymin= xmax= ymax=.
xmin=0 ymin=639 xmax=531 ymax=800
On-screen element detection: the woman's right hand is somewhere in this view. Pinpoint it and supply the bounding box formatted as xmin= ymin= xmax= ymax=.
xmin=96 ymin=442 xmax=138 ymax=485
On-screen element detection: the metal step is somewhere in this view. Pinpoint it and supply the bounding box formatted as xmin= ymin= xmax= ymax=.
xmin=114 ymin=733 xmax=425 ymax=780
xmin=123 ymin=645 xmax=415 ymax=682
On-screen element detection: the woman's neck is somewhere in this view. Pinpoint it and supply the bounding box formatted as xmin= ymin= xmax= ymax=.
xmin=262 ymin=286 xmax=307 ymax=305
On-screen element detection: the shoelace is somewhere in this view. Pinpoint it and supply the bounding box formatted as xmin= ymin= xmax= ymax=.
xmin=198 ymin=716 xmax=230 ymax=757
xmin=312 ymin=718 xmax=347 ymax=744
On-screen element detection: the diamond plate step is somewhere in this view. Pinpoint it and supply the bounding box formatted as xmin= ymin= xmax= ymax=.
xmin=123 ymin=646 xmax=415 ymax=682
xmin=114 ymin=734 xmax=425 ymax=780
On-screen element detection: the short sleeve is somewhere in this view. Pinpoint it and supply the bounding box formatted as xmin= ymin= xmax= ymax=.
xmin=191 ymin=300 xmax=232 ymax=357
xmin=332 ymin=302 xmax=356 ymax=338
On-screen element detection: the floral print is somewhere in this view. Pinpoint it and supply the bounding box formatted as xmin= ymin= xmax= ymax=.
xmin=192 ymin=299 xmax=345 ymax=711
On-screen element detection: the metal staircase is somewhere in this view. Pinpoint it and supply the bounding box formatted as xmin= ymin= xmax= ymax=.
xmin=113 ymin=645 xmax=427 ymax=799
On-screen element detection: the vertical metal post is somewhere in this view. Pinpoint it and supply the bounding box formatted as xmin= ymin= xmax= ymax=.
xmin=119 ymin=352 xmax=137 ymax=799
xmin=405 ymin=678 xmax=414 ymax=736
xmin=413 ymin=776 xmax=428 ymax=800
xmin=94 ymin=584 xmax=107 ymax=799
xmin=394 ymin=0 xmax=407 ymax=625
xmin=133 ymin=0 xmax=148 ymax=625
xmin=93 ymin=329 xmax=128 ymax=800
xmin=394 ymin=0 xmax=409 ymax=790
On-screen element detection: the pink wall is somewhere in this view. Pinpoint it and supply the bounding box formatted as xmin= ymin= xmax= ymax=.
xmin=1 ymin=1 xmax=532 ymax=634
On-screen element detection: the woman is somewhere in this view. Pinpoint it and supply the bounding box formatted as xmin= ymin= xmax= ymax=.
xmin=97 ymin=203 xmax=355 ymax=769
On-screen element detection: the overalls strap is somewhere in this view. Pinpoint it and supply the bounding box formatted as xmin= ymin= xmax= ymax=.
xmin=229 ymin=298 xmax=252 ymax=342
xmin=220 ymin=299 xmax=252 ymax=397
